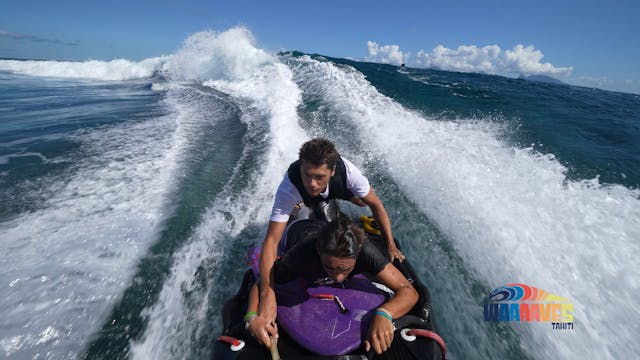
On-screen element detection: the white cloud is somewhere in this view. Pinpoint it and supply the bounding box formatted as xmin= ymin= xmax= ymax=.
xmin=365 ymin=41 xmax=406 ymax=65
xmin=414 ymin=44 xmax=572 ymax=77
xmin=363 ymin=42 xmax=639 ymax=94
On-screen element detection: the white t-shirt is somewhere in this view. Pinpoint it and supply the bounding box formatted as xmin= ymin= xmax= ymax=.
xmin=269 ymin=157 xmax=371 ymax=222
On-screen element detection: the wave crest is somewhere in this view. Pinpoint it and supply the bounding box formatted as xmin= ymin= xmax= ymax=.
xmin=0 ymin=57 xmax=166 ymax=81
xmin=0 ymin=27 xmax=272 ymax=83
xmin=164 ymin=27 xmax=274 ymax=82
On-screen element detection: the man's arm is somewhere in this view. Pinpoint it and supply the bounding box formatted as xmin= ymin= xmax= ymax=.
xmin=255 ymin=220 xmax=287 ymax=347
xmin=360 ymin=189 xmax=406 ymax=262
xmin=365 ymin=263 xmax=418 ymax=354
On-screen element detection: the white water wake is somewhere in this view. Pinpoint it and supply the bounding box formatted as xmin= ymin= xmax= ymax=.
xmin=289 ymin=55 xmax=640 ymax=359
xmin=129 ymin=27 xmax=309 ymax=360
xmin=0 ymin=95 xmax=184 ymax=359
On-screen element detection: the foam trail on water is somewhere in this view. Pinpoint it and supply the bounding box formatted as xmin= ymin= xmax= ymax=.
xmin=0 ymin=96 xmax=188 ymax=358
xmin=289 ymin=55 xmax=640 ymax=359
xmin=129 ymin=28 xmax=308 ymax=359
xmin=0 ymin=57 xmax=167 ymax=81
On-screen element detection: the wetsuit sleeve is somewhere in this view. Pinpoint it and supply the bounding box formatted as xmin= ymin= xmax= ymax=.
xmin=272 ymin=257 xmax=297 ymax=284
xmin=270 ymin=174 xmax=304 ymax=223
xmin=272 ymin=241 xmax=317 ymax=284
xmin=342 ymin=157 xmax=371 ymax=198
xmin=355 ymin=242 xmax=389 ymax=276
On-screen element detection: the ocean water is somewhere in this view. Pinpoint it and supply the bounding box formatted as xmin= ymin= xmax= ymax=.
xmin=1 ymin=27 xmax=639 ymax=360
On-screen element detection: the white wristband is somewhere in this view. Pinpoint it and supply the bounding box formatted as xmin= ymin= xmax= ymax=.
xmin=244 ymin=314 xmax=258 ymax=331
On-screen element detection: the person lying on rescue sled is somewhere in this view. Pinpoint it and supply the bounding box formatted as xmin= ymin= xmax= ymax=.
xmin=245 ymin=217 xmax=418 ymax=355
xmin=257 ymin=138 xmax=405 ymax=350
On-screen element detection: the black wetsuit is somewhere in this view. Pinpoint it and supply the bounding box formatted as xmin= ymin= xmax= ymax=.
xmin=273 ymin=219 xmax=388 ymax=285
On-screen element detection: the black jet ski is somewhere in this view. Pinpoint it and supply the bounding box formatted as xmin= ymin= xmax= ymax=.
xmin=213 ymin=215 xmax=446 ymax=360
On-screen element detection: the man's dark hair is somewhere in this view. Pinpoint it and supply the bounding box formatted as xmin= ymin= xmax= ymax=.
xmin=316 ymin=215 xmax=366 ymax=259
xmin=299 ymin=138 xmax=339 ymax=169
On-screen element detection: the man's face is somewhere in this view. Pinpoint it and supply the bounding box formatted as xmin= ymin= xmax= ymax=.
xmin=320 ymin=254 xmax=356 ymax=283
xmin=300 ymin=161 xmax=335 ymax=197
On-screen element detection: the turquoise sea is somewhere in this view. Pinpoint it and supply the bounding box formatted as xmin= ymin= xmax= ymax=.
xmin=1 ymin=28 xmax=639 ymax=359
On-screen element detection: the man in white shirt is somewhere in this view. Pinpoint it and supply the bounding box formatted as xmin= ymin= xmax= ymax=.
xmin=252 ymin=138 xmax=405 ymax=347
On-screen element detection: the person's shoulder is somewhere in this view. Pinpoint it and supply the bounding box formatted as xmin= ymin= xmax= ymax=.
xmin=340 ymin=157 xmax=367 ymax=179
xmin=275 ymin=173 xmax=302 ymax=198
xmin=360 ymin=240 xmax=383 ymax=255
xmin=340 ymin=157 xmax=371 ymax=196
xmin=278 ymin=170 xmax=294 ymax=186
xmin=359 ymin=241 xmax=388 ymax=269
xmin=286 ymin=219 xmax=323 ymax=245
xmin=271 ymin=173 xmax=304 ymax=222
xmin=340 ymin=156 xmax=359 ymax=169
xmin=279 ymin=235 xmax=319 ymax=267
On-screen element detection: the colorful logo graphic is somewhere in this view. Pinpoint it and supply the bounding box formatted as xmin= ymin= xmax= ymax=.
xmin=484 ymin=283 xmax=574 ymax=329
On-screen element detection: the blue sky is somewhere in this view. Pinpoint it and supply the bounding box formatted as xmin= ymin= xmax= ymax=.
xmin=1 ymin=0 xmax=639 ymax=94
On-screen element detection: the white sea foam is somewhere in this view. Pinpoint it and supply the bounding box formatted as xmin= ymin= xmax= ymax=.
xmin=0 ymin=57 xmax=167 ymax=81
xmin=0 ymin=152 xmax=48 ymax=165
xmin=290 ymin=55 xmax=640 ymax=359
xmin=129 ymin=27 xmax=308 ymax=360
xmin=0 ymin=27 xmax=269 ymax=83
xmin=0 ymin=92 xmax=185 ymax=358
xmin=163 ymin=27 xmax=272 ymax=83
